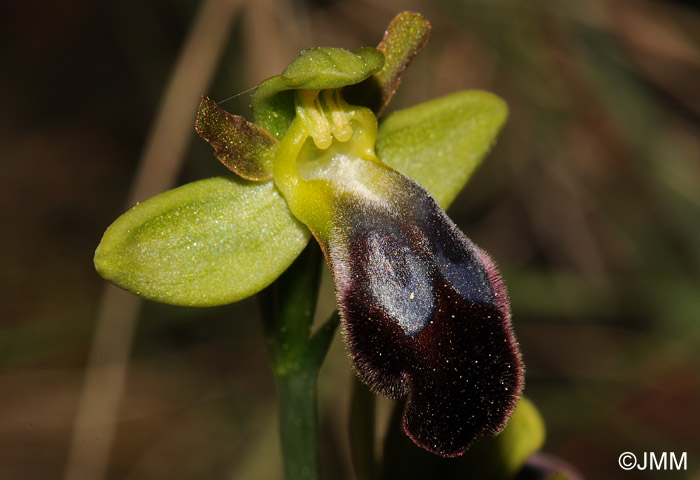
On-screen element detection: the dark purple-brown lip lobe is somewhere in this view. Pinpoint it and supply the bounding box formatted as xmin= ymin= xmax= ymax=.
xmin=327 ymin=178 xmax=523 ymax=456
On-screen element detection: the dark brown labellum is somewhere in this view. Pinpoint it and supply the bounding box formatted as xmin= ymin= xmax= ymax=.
xmin=329 ymin=178 xmax=523 ymax=457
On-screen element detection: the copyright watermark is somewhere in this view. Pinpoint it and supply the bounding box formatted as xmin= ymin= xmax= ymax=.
xmin=619 ymin=452 xmax=637 ymax=470
xmin=618 ymin=452 xmax=687 ymax=471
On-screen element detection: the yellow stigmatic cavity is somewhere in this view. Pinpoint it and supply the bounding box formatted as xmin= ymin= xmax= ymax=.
xmin=273 ymin=88 xmax=390 ymax=241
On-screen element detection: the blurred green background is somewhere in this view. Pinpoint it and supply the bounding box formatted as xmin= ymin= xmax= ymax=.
xmin=2 ymin=0 xmax=699 ymax=479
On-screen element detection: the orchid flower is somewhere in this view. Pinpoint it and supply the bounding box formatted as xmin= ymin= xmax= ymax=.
xmin=95 ymin=12 xmax=524 ymax=459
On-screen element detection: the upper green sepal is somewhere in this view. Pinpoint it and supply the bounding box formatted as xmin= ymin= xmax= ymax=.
xmin=251 ymin=47 xmax=384 ymax=139
xmin=376 ymin=90 xmax=508 ymax=209
xmin=195 ymin=96 xmax=277 ymax=181
xmin=346 ymin=11 xmax=431 ymax=113
xmin=373 ymin=11 xmax=431 ymax=112
xmin=94 ymin=176 xmax=310 ymax=307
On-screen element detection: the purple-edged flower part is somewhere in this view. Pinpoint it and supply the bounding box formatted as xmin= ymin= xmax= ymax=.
xmin=327 ymin=173 xmax=523 ymax=456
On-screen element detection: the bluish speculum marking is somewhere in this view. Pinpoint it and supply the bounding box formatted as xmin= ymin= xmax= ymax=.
xmin=365 ymin=230 xmax=434 ymax=337
xmin=432 ymin=229 xmax=494 ymax=305
xmin=403 ymin=186 xmax=495 ymax=305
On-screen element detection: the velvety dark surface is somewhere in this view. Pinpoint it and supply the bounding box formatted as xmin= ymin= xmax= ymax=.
xmin=334 ymin=181 xmax=521 ymax=456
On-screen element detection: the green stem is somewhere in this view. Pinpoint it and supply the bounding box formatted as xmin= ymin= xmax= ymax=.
xmin=277 ymin=370 xmax=320 ymax=480
xmin=260 ymin=242 xmax=339 ymax=480
xmin=349 ymin=376 xmax=378 ymax=480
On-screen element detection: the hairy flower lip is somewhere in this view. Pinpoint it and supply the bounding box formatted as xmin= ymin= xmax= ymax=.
xmin=266 ymin=81 xmax=524 ymax=457
xmin=331 ymin=177 xmax=523 ymax=457
xmin=403 ymin=247 xmax=523 ymax=458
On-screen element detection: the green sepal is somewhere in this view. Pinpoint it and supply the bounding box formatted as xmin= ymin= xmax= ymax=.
xmin=195 ymin=96 xmax=277 ymax=181
xmin=94 ymin=176 xmax=311 ymax=307
xmin=376 ymin=90 xmax=508 ymax=209
xmin=251 ymin=46 xmax=384 ymax=139
xmin=346 ymin=11 xmax=431 ymax=113
xmin=375 ymin=12 xmax=430 ymax=111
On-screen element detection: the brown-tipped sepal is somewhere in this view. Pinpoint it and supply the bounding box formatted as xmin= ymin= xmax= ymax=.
xmin=345 ymin=12 xmax=431 ymax=114
xmin=329 ymin=179 xmax=523 ymax=457
xmin=196 ymin=96 xmax=278 ymax=181
xmin=374 ymin=12 xmax=431 ymax=112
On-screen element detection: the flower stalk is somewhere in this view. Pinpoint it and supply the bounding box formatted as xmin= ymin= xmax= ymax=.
xmin=260 ymin=242 xmax=338 ymax=479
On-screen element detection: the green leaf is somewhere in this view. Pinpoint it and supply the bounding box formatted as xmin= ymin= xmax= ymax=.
xmin=376 ymin=90 xmax=508 ymax=209
xmin=94 ymin=176 xmax=311 ymax=307
xmin=251 ymin=47 xmax=384 ymax=139
xmin=195 ymin=96 xmax=277 ymax=181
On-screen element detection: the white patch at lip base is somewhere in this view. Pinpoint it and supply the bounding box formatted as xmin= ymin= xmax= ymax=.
xmin=299 ymin=150 xmax=391 ymax=206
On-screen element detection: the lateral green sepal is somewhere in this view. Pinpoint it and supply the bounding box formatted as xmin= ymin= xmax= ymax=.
xmin=94 ymin=176 xmax=311 ymax=307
